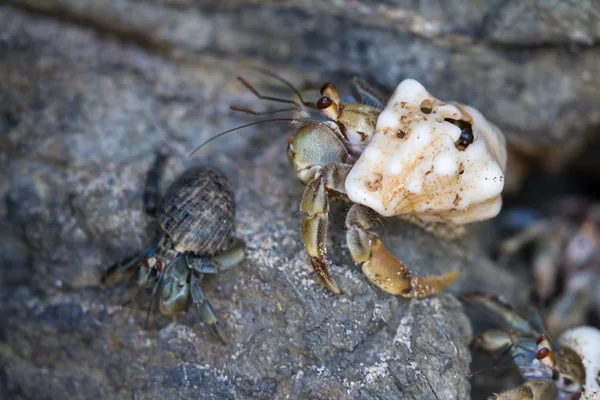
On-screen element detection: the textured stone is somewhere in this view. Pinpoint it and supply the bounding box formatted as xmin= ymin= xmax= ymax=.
xmin=0 ymin=2 xmax=582 ymax=399
xmin=7 ymin=0 xmax=600 ymax=148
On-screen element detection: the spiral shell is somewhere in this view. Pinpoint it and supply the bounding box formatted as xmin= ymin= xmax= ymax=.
xmin=159 ymin=167 xmax=235 ymax=256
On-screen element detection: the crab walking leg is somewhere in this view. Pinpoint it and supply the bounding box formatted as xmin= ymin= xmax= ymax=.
xmin=345 ymin=204 xmax=460 ymax=297
xmin=190 ymin=273 xmax=226 ymax=343
xmin=546 ymin=271 xmax=595 ymax=334
xmin=187 ymin=239 xmax=246 ymax=274
xmin=464 ymin=293 xmax=539 ymax=334
xmin=472 ymin=329 xmax=521 ymax=358
xmin=488 ymin=380 xmax=558 ymax=400
xmin=300 ymin=163 xmax=352 ymax=295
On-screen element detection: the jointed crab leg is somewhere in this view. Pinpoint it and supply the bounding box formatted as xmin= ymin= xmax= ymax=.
xmin=488 ymin=380 xmax=558 ymax=400
xmin=300 ymin=162 xmax=352 ymax=294
xmin=464 ymin=293 xmax=540 ymax=334
xmin=187 ymin=239 xmax=246 ymax=274
xmin=345 ymin=204 xmax=460 ymax=297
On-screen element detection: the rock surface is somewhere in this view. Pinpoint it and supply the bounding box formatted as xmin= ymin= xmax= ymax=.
xmin=0 ymin=2 xmax=593 ymax=399
xmin=8 ymin=0 xmax=600 ymax=148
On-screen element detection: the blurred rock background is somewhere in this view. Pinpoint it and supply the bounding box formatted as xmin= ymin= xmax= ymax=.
xmin=1 ymin=1 xmax=599 ymax=399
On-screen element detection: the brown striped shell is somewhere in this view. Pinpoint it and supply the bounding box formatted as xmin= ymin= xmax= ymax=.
xmin=158 ymin=167 xmax=235 ymax=256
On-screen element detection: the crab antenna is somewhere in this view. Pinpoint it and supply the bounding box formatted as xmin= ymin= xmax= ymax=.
xmin=251 ymin=67 xmax=317 ymax=109
xmin=230 ymin=105 xmax=298 ymax=116
xmin=102 ymin=246 xmax=154 ymax=284
xmin=121 ymin=276 xmax=157 ymax=307
xmin=237 ymin=76 xmax=300 ymax=106
xmin=103 ymin=256 xmax=139 ymax=283
xmin=468 ymin=364 xmax=543 ymax=378
xmin=188 ymin=118 xmax=308 ymax=157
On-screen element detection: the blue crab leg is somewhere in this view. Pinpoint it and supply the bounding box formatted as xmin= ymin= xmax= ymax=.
xmin=464 ymin=293 xmax=539 ymax=335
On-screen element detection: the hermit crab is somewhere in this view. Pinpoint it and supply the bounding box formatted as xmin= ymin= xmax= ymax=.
xmin=103 ymin=160 xmax=245 ymax=342
xmin=465 ymin=293 xmax=600 ymax=400
xmin=193 ymin=74 xmax=507 ymax=297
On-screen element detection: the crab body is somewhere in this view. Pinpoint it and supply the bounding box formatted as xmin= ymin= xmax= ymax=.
xmin=104 ymin=165 xmax=245 ymax=341
xmin=287 ymin=79 xmax=507 ymax=296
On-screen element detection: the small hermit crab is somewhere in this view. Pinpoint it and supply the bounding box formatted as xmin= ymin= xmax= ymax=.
xmin=465 ymin=293 xmax=600 ymax=400
xmin=196 ymin=74 xmax=507 ymax=297
xmin=104 ymin=162 xmax=245 ymax=342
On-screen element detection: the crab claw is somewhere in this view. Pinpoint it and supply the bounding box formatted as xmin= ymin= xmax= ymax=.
xmin=361 ymin=240 xmax=460 ymax=297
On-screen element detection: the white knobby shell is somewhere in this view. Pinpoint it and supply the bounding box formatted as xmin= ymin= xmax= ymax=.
xmin=345 ymin=79 xmax=507 ymax=224
xmin=558 ymin=326 xmax=600 ymax=400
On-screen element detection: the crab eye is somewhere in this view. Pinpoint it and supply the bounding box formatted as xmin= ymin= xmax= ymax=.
xmin=317 ymin=96 xmax=333 ymax=110
xmin=536 ymin=347 xmax=550 ymax=360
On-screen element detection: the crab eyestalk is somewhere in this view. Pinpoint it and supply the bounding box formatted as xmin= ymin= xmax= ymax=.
xmin=320 ymin=82 xmax=341 ymax=108
xmin=535 ymin=335 xmax=556 ymax=370
xmin=316 ymin=95 xmax=339 ymax=120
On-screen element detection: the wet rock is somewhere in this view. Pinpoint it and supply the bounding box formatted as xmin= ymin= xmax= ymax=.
xmin=0 ymin=3 xmax=556 ymax=400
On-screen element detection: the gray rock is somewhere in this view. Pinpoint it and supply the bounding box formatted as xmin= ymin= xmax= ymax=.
xmin=6 ymin=0 xmax=600 ymax=148
xmin=0 ymin=3 xmax=562 ymax=399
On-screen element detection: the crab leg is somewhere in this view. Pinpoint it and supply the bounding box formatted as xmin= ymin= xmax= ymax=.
xmin=345 ymin=204 xmax=460 ymax=297
xmin=464 ymin=293 xmax=539 ymax=334
xmin=300 ymin=162 xmax=352 ymax=294
xmin=187 ymin=239 xmax=246 ymax=274
xmin=488 ymin=381 xmax=558 ymax=400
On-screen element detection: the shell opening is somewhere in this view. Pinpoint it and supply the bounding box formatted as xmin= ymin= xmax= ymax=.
xmin=444 ymin=118 xmax=474 ymax=150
